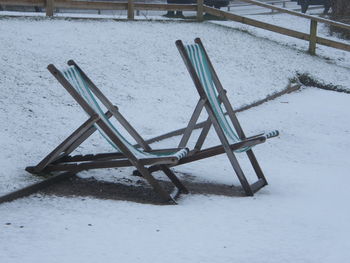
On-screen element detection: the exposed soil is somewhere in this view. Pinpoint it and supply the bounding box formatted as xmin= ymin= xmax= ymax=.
xmin=297 ymin=72 xmax=350 ymax=94
xmin=328 ymin=16 xmax=350 ymax=40
xmin=40 ymin=175 xmax=245 ymax=205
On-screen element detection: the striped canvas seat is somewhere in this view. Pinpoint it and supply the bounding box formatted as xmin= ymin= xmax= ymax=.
xmin=184 ymin=44 xmax=278 ymax=151
xmin=26 ymin=60 xmax=191 ymax=202
xmin=184 ymin=44 xmax=242 ymax=146
xmin=61 ymin=66 xmax=188 ymax=161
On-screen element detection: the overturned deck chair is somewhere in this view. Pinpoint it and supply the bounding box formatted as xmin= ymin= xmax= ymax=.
xmin=174 ymin=38 xmax=279 ymax=196
xmin=25 ymin=60 xmax=189 ymax=203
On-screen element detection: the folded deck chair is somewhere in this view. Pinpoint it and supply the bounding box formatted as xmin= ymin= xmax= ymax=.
xmin=25 ymin=60 xmax=189 ymax=203
xmin=174 ymin=38 xmax=279 ymax=196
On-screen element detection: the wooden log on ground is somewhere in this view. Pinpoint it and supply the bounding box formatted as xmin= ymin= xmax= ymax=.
xmin=0 ymin=172 xmax=75 ymax=204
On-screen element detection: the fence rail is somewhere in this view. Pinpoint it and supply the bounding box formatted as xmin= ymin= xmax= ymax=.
xmin=0 ymin=0 xmax=349 ymax=54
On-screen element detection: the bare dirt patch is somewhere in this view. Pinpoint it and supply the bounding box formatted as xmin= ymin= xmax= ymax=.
xmin=39 ymin=175 xmax=245 ymax=205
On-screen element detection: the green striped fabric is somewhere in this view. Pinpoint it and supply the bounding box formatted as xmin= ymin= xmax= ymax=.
xmin=61 ymin=66 xmax=188 ymax=161
xmin=184 ymin=44 xmax=249 ymax=152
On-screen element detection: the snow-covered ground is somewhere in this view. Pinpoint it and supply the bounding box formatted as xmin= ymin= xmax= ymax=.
xmin=213 ymin=12 xmax=350 ymax=67
xmin=0 ymin=17 xmax=349 ymax=262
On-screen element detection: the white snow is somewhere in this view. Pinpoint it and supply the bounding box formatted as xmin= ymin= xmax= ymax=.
xmin=0 ymin=16 xmax=349 ymax=262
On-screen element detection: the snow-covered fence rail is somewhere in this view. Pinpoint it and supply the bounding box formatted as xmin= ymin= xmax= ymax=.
xmin=0 ymin=0 xmax=349 ymax=54
xmin=224 ymin=0 xmax=350 ymax=54
xmin=0 ymin=0 xmax=197 ymax=19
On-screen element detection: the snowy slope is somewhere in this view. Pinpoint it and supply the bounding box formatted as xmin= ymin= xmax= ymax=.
xmin=0 ymin=17 xmax=350 ymax=263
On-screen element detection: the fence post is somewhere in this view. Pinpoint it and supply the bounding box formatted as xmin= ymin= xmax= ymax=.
xmin=308 ymin=19 xmax=317 ymax=55
xmin=197 ymin=0 xmax=203 ymax=21
xmin=46 ymin=0 xmax=54 ymax=17
xmin=128 ymin=0 xmax=134 ymax=20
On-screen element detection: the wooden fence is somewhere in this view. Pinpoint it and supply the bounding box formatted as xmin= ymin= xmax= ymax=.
xmin=0 ymin=0 xmax=349 ymax=54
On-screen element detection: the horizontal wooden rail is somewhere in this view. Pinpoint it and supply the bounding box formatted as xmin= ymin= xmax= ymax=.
xmin=0 ymin=0 xmax=45 ymax=7
xmin=204 ymin=6 xmax=350 ymax=52
xmin=55 ymin=2 xmax=197 ymax=11
xmin=134 ymin=3 xmax=197 ymax=11
xmin=0 ymin=0 xmax=348 ymax=54
xmin=238 ymin=0 xmax=350 ymax=31
xmin=55 ymin=1 xmax=127 ymax=10
xmin=0 ymin=0 xmax=197 ymax=12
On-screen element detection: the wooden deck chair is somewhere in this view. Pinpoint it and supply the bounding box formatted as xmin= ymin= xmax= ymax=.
xmin=174 ymin=38 xmax=279 ymax=196
xmin=25 ymin=60 xmax=189 ymax=203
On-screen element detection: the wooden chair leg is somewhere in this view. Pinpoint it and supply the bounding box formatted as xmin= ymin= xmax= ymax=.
xmin=246 ymin=149 xmax=268 ymax=185
xmin=160 ymin=165 xmax=189 ymax=194
xmin=135 ymin=165 xmax=175 ymax=203
xmin=27 ymin=115 xmax=99 ymax=174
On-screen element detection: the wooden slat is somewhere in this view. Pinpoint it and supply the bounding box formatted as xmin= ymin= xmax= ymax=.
xmin=45 ymin=155 xmax=179 ymax=172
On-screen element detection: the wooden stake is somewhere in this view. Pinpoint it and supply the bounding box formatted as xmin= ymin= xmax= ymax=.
xmin=46 ymin=0 xmax=54 ymax=17
xmin=197 ymin=0 xmax=203 ymax=22
xmin=128 ymin=0 xmax=134 ymax=20
xmin=309 ymin=19 xmax=318 ymax=55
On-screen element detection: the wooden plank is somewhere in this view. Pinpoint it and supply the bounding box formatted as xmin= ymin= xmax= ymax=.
xmin=309 ymin=19 xmax=317 ymax=55
xmin=204 ymin=6 xmax=350 ymax=52
xmin=316 ymin=35 xmax=350 ymax=52
xmin=238 ymin=0 xmax=350 ymax=31
xmin=59 ymin=152 xmax=126 ymax=162
xmin=0 ymin=172 xmax=75 ymax=204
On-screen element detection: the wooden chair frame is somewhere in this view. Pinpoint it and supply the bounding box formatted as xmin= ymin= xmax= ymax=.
xmin=174 ymin=38 xmax=277 ymax=196
xmin=26 ymin=60 xmax=189 ymax=203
